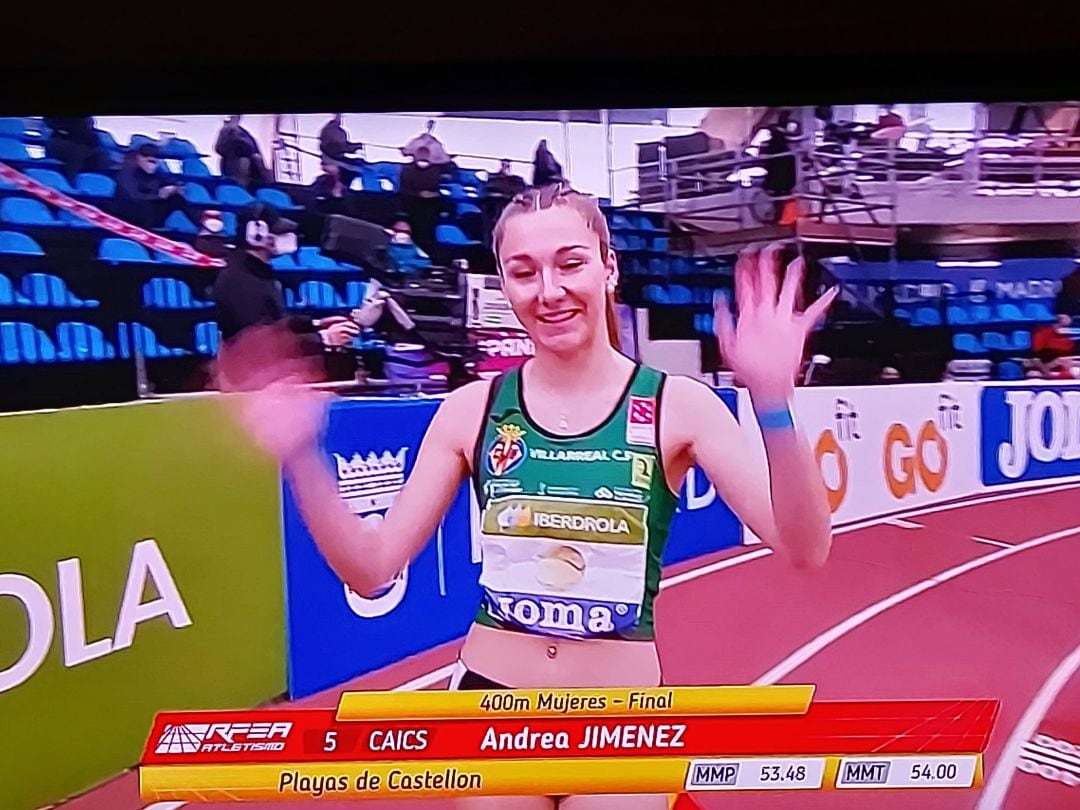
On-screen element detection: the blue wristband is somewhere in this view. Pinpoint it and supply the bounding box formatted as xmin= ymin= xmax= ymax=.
xmin=757 ymin=407 xmax=795 ymax=431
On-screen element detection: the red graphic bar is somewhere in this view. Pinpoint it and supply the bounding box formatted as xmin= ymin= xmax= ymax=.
xmin=142 ymin=699 xmax=999 ymax=766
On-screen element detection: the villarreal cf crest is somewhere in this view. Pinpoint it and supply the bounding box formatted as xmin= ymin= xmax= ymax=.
xmin=487 ymin=423 xmax=527 ymax=476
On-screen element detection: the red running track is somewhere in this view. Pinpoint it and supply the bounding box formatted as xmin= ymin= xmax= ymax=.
xmin=59 ymin=483 xmax=1080 ymax=810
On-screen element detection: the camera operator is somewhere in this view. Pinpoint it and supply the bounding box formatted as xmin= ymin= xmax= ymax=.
xmin=214 ymin=203 xmax=359 ymax=360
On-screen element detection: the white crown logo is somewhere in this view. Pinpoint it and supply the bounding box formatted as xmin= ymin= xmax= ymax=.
xmin=334 ymin=448 xmax=409 ymax=514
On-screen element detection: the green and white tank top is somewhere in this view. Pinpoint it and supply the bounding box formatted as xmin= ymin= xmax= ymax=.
xmin=471 ymin=364 xmax=677 ymax=641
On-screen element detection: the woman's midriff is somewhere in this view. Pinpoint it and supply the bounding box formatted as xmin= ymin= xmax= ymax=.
xmin=459 ymin=622 xmax=662 ymax=688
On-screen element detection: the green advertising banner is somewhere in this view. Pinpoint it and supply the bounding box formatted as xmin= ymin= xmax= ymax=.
xmin=0 ymin=397 xmax=287 ymax=810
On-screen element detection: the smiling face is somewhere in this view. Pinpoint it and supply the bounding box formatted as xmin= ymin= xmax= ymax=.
xmin=496 ymin=203 xmax=617 ymax=356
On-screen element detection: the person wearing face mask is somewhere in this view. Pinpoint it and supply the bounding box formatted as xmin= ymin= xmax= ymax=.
xmin=387 ymin=220 xmax=431 ymax=274
xmin=213 ymin=203 xmax=359 ymax=356
xmin=219 ymin=185 xmax=836 ymax=809
xmin=115 ymin=143 xmax=194 ymax=229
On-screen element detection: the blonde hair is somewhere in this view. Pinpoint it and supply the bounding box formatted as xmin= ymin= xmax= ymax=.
xmin=492 ymin=183 xmax=621 ymax=351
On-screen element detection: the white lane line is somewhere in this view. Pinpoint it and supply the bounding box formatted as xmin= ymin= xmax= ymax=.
xmin=660 ymin=548 xmax=774 ymax=589
xmin=753 ymin=525 xmax=1080 ymax=686
xmin=143 ymin=804 xmax=187 ymax=810
xmin=884 ymin=517 xmax=923 ymax=529
xmin=976 ymin=639 xmax=1080 ymax=809
xmin=392 ymin=663 xmax=457 ymax=692
xmin=972 ymin=536 xmax=1015 ymax=549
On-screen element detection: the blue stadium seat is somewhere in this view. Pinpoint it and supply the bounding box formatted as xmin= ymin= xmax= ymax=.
xmin=182 ymin=182 xmax=212 ymax=204
xmin=652 ymin=236 xmax=669 ymax=252
xmin=58 ymin=209 xmax=94 ymax=229
xmin=456 ymin=169 xmax=484 ymax=187
xmin=666 ymin=285 xmax=692 ymax=304
xmin=128 ymin=134 xmax=157 ymax=151
xmin=294 ymin=280 xmax=345 ymax=309
xmin=194 ymin=321 xmax=220 ymax=355
xmin=345 ymin=281 xmax=368 ymax=307
xmin=997 ymin=302 xmax=1025 ymax=322
xmin=117 ymin=322 xmax=189 ymax=358
xmin=154 ymin=249 xmax=192 ymax=265
xmin=456 ymin=202 xmax=481 ymax=217
xmin=996 ymin=361 xmax=1024 ymax=381
xmin=648 ymin=257 xmax=667 ymax=275
xmin=642 ymin=284 xmax=665 ymax=303
xmin=436 ymin=224 xmax=478 ymax=246
xmin=374 ymin=163 xmax=401 ymax=191
xmin=0 ymin=231 xmax=45 ymax=255
xmin=0 ymin=321 xmax=58 ymax=363
xmin=359 ymin=166 xmax=382 ymax=192
xmin=894 ymin=307 xmax=912 ymax=321
xmin=953 ymin=332 xmax=983 ymax=354
xmin=611 ymin=234 xmax=631 ymax=251
xmin=946 ymin=306 xmax=969 ymax=325
xmin=56 ymin=322 xmax=115 ymax=361
xmin=74 ymin=173 xmax=116 ymax=197
xmin=25 ymin=168 xmax=75 ymax=194
xmin=609 ymin=214 xmax=634 ymax=232
xmin=983 ymin=331 xmax=1008 ymax=350
xmin=164 ymin=210 xmax=198 ymax=234
xmin=270 ymin=253 xmax=299 ymax=271
xmin=181 ymin=158 xmax=212 ymax=178
xmin=970 ymin=304 xmax=993 ymax=323
xmin=296 ymin=247 xmax=339 ymax=270
xmin=21 ymin=273 xmax=97 ymax=307
xmin=96 ymin=128 xmax=122 ymax=155
xmin=1023 ymin=301 xmax=1054 ymax=322
xmin=634 ymin=214 xmax=663 ymax=232
xmin=0 ymin=273 xmax=16 ymax=305
xmin=160 ymin=138 xmax=199 ymax=159
xmin=1 ymin=197 xmax=58 ymax=227
xmin=1011 ymin=329 xmax=1032 ymax=350
xmin=216 ymin=185 xmax=255 ymax=207
xmin=0 ymin=138 xmax=32 ymax=162
xmin=220 ymin=211 xmax=237 ymax=237
xmin=255 ymin=187 xmax=299 ymax=211
xmin=913 ymin=307 xmax=942 ymax=326
xmin=0 ymin=118 xmax=28 ymax=139
xmin=99 ymin=238 xmax=153 ymax=264
xmin=0 ymin=173 xmax=14 ymax=190
xmin=142 ymin=277 xmax=210 ymax=309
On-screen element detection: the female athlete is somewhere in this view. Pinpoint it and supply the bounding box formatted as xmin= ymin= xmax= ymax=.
xmin=220 ymin=183 xmax=836 ymax=810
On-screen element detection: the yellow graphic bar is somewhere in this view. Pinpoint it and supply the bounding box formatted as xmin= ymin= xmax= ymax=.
xmin=140 ymin=753 xmax=983 ymax=802
xmin=336 ymin=685 xmax=816 ymax=721
xmin=141 ymin=758 xmax=695 ymax=801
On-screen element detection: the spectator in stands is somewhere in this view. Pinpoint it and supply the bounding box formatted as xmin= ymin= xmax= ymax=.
xmin=401 ymin=119 xmax=452 ymax=165
xmin=214 ymin=115 xmax=271 ymax=189
xmin=481 ymin=159 xmax=527 ymax=247
xmin=214 ymin=202 xmax=359 ymax=356
xmin=1032 ymin=314 xmax=1077 ymax=378
xmin=485 ymin=159 xmax=527 ymax=198
xmin=400 ymin=146 xmax=453 ymax=254
xmin=877 ymin=104 xmax=906 ymax=131
xmin=319 ymin=114 xmax=364 ymax=165
xmin=309 ymin=155 xmax=351 ymax=219
xmin=115 ymin=143 xmax=194 ymax=230
xmin=761 ymin=114 xmax=799 ymax=212
xmin=532 ymin=139 xmax=563 ymax=187
xmin=43 ymin=116 xmax=112 ymax=180
xmin=387 ymin=220 xmax=431 ymax=274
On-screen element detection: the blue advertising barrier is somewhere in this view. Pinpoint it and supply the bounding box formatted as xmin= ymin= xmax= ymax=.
xmin=980 ymin=384 xmax=1080 ymax=485
xmin=282 ymin=398 xmax=482 ymax=699
xmin=283 ymin=389 xmax=744 ymax=699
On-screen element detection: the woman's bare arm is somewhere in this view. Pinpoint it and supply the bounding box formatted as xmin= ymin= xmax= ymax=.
xmin=664 ymin=376 xmax=831 ymax=569
xmin=241 ymin=379 xmax=489 ymax=595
